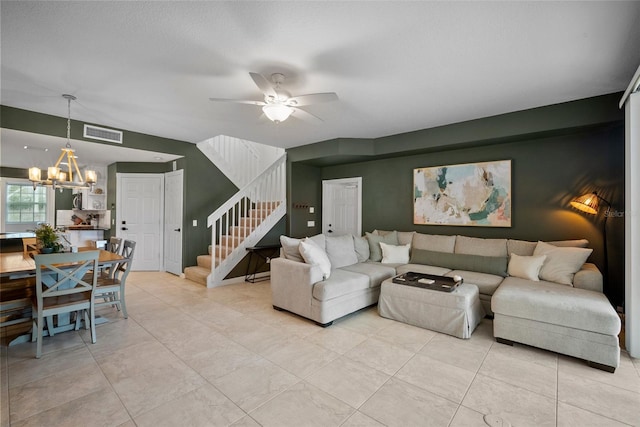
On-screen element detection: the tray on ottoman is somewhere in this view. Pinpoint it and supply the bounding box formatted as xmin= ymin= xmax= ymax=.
xmin=392 ymin=272 xmax=462 ymax=292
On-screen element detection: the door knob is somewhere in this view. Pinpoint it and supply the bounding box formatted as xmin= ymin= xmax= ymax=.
xmin=174 ymin=228 xmax=181 ymax=232
xmin=121 ymin=227 xmax=128 ymax=231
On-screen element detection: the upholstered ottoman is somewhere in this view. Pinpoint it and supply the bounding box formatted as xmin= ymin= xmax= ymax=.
xmin=378 ymin=278 xmax=485 ymax=339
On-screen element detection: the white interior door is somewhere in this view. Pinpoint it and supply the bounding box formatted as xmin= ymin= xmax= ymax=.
xmin=116 ymin=173 xmax=164 ymax=271
xmin=164 ymin=170 xmax=183 ymax=276
xmin=322 ymin=177 xmax=362 ymax=237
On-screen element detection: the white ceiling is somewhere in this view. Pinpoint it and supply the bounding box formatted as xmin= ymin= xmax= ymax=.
xmin=0 ymin=128 xmax=182 ymax=170
xmin=2 ymin=1 xmax=639 ymax=163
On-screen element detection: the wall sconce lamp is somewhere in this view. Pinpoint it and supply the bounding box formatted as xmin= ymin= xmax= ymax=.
xmin=570 ymin=192 xmax=611 ymax=287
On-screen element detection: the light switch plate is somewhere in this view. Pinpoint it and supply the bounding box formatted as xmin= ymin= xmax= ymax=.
xmin=192 ymin=219 xmax=197 ymax=227
xmin=309 ymin=207 xmax=315 ymax=214
xmin=307 ymin=220 xmax=315 ymax=227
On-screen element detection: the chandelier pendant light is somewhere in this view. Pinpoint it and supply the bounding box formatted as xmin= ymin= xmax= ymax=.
xmin=29 ymin=94 xmax=96 ymax=191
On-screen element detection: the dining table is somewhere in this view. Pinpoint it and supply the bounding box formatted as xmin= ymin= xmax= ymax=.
xmin=0 ymin=247 xmax=125 ymax=345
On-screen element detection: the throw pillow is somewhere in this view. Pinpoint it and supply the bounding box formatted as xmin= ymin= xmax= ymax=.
xmin=374 ymin=229 xmax=415 ymax=246
xmin=380 ymin=242 xmax=410 ymax=264
xmin=410 ymin=249 xmax=509 ymax=277
xmin=507 ymin=253 xmax=547 ymax=281
xmin=325 ymin=234 xmax=358 ymax=269
xmin=365 ymin=231 xmax=399 ymax=262
xmin=279 ymin=234 xmax=325 ymax=263
xmin=533 ymin=241 xmax=593 ymax=286
xmin=280 ymin=235 xmax=304 ymax=262
xmin=353 ymin=235 xmax=370 ymax=263
xmin=299 ymin=238 xmax=332 ymax=279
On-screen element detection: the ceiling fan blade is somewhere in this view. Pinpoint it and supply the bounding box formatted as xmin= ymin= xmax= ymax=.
xmin=249 ymin=72 xmax=277 ymax=98
xmin=286 ymin=92 xmax=338 ymax=107
xmin=291 ymin=107 xmax=323 ymax=123
xmin=209 ymin=98 xmax=265 ymax=106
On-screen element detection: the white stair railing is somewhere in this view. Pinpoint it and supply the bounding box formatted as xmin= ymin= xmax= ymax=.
xmin=206 ymin=154 xmax=286 ymax=287
xmin=197 ymin=135 xmax=284 ymax=188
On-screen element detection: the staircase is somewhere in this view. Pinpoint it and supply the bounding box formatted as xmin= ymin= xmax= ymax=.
xmin=197 ymin=135 xmax=284 ymax=188
xmin=184 ymin=154 xmax=286 ymax=287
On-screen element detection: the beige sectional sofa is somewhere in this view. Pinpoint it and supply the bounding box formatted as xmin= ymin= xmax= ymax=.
xmin=270 ymin=230 xmax=621 ymax=371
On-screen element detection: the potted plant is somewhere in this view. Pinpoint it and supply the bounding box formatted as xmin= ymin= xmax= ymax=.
xmin=34 ymin=223 xmax=62 ymax=253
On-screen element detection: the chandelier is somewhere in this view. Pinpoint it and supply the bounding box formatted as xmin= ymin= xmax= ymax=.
xmin=29 ymin=94 xmax=96 ymax=191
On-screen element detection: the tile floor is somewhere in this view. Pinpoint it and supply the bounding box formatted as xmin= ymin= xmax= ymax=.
xmin=1 ymin=272 xmax=639 ymax=427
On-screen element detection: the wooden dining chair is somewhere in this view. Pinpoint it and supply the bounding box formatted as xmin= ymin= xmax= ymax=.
xmin=106 ymin=237 xmax=123 ymax=255
xmin=31 ymin=251 xmax=100 ymax=358
xmin=95 ymin=240 xmax=136 ymax=319
xmin=101 ymin=237 xmax=123 ymax=279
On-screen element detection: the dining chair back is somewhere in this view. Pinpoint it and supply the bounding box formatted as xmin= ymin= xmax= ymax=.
xmin=107 ymin=237 xmax=123 ymax=254
xmin=32 ymin=251 xmax=99 ymax=358
xmin=101 ymin=237 xmax=124 ymax=279
xmin=95 ymin=240 xmax=136 ymax=319
xmin=121 ymin=239 xmax=136 ymax=260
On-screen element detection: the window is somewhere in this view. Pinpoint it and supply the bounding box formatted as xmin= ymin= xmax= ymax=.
xmin=5 ymin=184 xmax=47 ymax=224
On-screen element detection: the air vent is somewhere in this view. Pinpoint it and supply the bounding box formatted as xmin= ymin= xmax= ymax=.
xmin=83 ymin=124 xmax=123 ymax=144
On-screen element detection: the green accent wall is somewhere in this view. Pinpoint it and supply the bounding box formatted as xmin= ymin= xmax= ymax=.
xmin=286 ymin=93 xmax=626 ymax=306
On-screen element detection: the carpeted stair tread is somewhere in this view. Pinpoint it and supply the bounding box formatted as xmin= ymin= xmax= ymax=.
xmin=184 ymin=266 xmax=209 ymax=286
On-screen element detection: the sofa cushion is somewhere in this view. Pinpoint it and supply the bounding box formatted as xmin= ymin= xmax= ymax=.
xmin=299 ymin=238 xmax=332 ymax=279
xmin=492 ymin=277 xmax=620 ymax=336
xmin=380 ymin=242 xmax=410 ymax=264
xmin=507 ymin=253 xmax=547 ymax=281
xmin=374 ymin=230 xmax=416 ymax=246
xmin=353 ymin=235 xmax=370 ymax=263
xmin=507 ymin=238 xmax=590 ymax=256
xmin=455 ymin=235 xmax=507 ymax=257
xmin=547 ymin=239 xmax=590 ymax=248
xmin=412 ymin=233 xmax=456 ymax=253
xmin=445 ymin=270 xmax=504 ymax=297
xmin=365 ymin=231 xmax=399 ymax=262
xmin=507 ymin=239 xmax=538 ymax=256
xmin=396 ymin=263 xmax=452 ymax=277
xmin=326 ymin=234 xmax=358 ymax=269
xmin=533 ymin=241 xmax=593 ymax=286
xmin=280 ymin=234 xmax=326 ymax=262
xmin=340 ymin=262 xmax=396 ymax=288
xmin=312 ymin=269 xmax=370 ymax=301
xmin=410 ymin=249 xmax=508 ymax=277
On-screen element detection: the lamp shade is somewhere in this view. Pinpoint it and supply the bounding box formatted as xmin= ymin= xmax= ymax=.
xmin=262 ymin=104 xmax=293 ymax=123
xmin=85 ymin=170 xmax=97 ymax=184
xmin=29 ymin=167 xmax=41 ymax=182
xmin=570 ymin=192 xmax=599 ymax=215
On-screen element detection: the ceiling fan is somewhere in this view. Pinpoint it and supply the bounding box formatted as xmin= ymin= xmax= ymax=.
xmin=209 ymin=72 xmax=338 ymax=123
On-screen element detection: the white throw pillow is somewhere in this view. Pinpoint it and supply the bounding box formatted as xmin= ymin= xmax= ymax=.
xmin=533 ymin=241 xmax=593 ymax=286
xmin=507 ymin=253 xmax=547 ymax=281
xmin=380 ymin=242 xmax=411 ymax=264
xmin=299 ymin=238 xmax=332 ymax=279
xmin=280 ymin=234 xmax=326 ymax=263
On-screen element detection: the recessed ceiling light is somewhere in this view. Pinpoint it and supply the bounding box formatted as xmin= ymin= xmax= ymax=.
xmin=23 ymin=145 xmax=49 ymax=152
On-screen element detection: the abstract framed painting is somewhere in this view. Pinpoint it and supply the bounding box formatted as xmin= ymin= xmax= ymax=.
xmin=413 ymin=160 xmax=512 ymax=227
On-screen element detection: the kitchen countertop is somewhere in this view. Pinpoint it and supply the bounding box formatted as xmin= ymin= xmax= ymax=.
xmin=63 ymin=226 xmax=110 ymax=231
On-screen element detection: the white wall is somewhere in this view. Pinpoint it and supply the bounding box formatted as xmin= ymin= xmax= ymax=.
xmin=625 ymin=90 xmax=640 ymax=357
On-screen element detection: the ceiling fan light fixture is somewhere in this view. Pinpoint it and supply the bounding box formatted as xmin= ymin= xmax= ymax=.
xmin=263 ymin=104 xmax=293 ymax=123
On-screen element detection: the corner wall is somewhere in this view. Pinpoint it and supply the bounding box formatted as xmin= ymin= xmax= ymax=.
xmin=287 ymin=94 xmax=625 ymax=306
